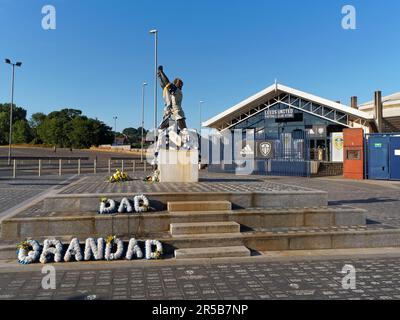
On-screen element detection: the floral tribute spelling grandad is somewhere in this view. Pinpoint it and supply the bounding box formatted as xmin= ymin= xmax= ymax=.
xmin=16 ymin=236 xmax=163 ymax=264
xmin=98 ymin=195 xmax=150 ymax=214
xmin=17 ymin=240 xmax=41 ymax=264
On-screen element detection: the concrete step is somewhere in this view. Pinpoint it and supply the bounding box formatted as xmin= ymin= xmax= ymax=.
xmin=1 ymin=206 xmax=367 ymax=241
xmin=164 ymin=228 xmax=400 ymax=252
xmin=41 ymin=187 xmax=328 ymax=213
xmin=2 ymin=228 xmax=400 ymax=260
xmin=175 ymin=246 xmax=250 ymax=259
xmin=167 ymin=201 xmax=232 ymax=212
xmin=170 ymin=221 xmax=240 ymax=236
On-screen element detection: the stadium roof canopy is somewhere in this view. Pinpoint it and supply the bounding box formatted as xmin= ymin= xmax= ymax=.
xmin=203 ymin=83 xmax=373 ymax=131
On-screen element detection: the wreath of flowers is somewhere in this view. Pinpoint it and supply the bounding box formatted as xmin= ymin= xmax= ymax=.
xmin=125 ymin=238 xmax=143 ymax=260
xmin=144 ymin=169 xmax=160 ymax=183
xmin=145 ymin=240 xmax=163 ymax=260
xmin=17 ymin=240 xmax=41 ymax=265
xmin=134 ymin=194 xmax=150 ymax=213
xmin=118 ymin=197 xmax=133 ymax=213
xmin=39 ymin=239 xmax=63 ymax=264
xmin=84 ymin=238 xmax=105 ymax=261
xmin=104 ymin=235 xmax=124 ymax=261
xmin=64 ymin=238 xmax=83 ymax=262
xmin=108 ymin=169 xmax=131 ymax=183
xmin=17 ymin=237 xmax=164 ymax=264
xmin=99 ymin=198 xmax=117 ymax=214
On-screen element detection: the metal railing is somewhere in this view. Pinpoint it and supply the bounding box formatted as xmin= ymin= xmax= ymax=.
xmin=0 ymin=156 xmax=151 ymax=178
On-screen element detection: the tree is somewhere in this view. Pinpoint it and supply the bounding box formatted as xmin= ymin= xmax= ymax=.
xmin=0 ymin=103 xmax=29 ymax=144
xmin=122 ymin=127 xmax=148 ymax=146
xmin=12 ymin=120 xmax=33 ymax=144
xmin=0 ymin=103 xmax=139 ymax=148
xmin=29 ymin=112 xmax=46 ymax=144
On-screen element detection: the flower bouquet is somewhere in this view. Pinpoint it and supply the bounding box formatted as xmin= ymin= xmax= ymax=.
xmin=108 ymin=169 xmax=131 ymax=183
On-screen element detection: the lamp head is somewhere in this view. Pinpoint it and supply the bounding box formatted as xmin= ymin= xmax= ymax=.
xmin=5 ymin=59 xmax=11 ymax=64
xmin=16 ymin=62 xmax=22 ymax=67
xmin=149 ymin=29 xmax=157 ymax=34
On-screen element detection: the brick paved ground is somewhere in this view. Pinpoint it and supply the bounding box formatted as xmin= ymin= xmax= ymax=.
xmin=0 ymin=173 xmax=399 ymax=300
xmin=1 ymin=255 xmax=400 ymax=300
xmin=0 ymin=175 xmax=75 ymax=215
xmin=268 ymin=176 xmax=400 ymax=227
xmin=58 ymin=173 xmax=313 ymax=194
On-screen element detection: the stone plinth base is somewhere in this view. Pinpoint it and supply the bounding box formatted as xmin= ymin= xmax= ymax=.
xmin=159 ymin=150 xmax=199 ymax=183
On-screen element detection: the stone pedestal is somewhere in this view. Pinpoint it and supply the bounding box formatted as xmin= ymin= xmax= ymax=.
xmin=159 ymin=150 xmax=199 ymax=183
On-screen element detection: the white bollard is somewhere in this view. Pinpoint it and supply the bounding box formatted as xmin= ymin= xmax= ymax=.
xmin=13 ymin=159 xmax=16 ymax=179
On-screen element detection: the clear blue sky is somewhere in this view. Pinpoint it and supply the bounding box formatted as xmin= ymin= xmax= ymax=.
xmin=0 ymin=0 xmax=399 ymax=131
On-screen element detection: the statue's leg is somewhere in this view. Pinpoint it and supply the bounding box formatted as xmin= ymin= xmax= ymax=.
xmin=177 ymin=119 xmax=187 ymax=131
xmin=171 ymin=106 xmax=187 ymax=130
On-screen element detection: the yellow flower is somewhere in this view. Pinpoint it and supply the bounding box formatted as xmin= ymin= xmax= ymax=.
xmin=17 ymin=240 xmax=30 ymax=251
xmin=106 ymin=235 xmax=116 ymax=245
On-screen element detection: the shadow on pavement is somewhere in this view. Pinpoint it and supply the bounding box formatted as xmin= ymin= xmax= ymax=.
xmin=329 ymin=197 xmax=399 ymax=206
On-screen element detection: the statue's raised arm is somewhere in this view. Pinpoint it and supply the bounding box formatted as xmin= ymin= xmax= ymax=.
xmin=157 ymin=65 xmax=171 ymax=90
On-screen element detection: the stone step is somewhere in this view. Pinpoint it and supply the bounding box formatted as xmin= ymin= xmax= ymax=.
xmin=164 ymin=228 xmax=400 ymax=251
xmin=175 ymin=246 xmax=250 ymax=259
xmin=2 ymin=228 xmax=400 ymax=260
xmin=167 ymin=201 xmax=232 ymax=212
xmin=170 ymin=221 xmax=240 ymax=236
xmin=1 ymin=206 xmax=367 ymax=241
xmin=41 ymin=187 xmax=328 ymax=213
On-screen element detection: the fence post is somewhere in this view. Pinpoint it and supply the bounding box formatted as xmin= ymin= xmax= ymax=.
xmin=38 ymin=159 xmax=41 ymax=177
xmin=94 ymin=159 xmax=97 ymax=174
xmin=78 ymin=159 xmax=81 ymax=175
xmin=122 ymin=160 xmax=124 ymax=173
xmin=59 ymin=159 xmax=62 ymax=176
xmin=108 ymin=159 xmax=111 ymax=175
xmin=132 ymin=160 xmax=136 ymax=173
xmin=144 ymin=161 xmax=147 ymax=172
xmin=13 ymin=159 xmax=16 ymax=179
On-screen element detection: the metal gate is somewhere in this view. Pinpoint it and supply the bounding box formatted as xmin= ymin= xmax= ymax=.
xmin=390 ymin=136 xmax=400 ymax=180
xmin=365 ymin=133 xmax=400 ymax=181
xmin=254 ymin=131 xmax=311 ymax=177
xmin=207 ymin=130 xmax=311 ymax=177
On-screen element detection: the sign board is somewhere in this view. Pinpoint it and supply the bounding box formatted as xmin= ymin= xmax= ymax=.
xmin=331 ymin=132 xmax=344 ymax=162
xmin=256 ymin=141 xmax=275 ymax=159
xmin=307 ymin=125 xmax=326 ymax=138
xmin=265 ymin=108 xmax=294 ymax=119
xmin=395 ymin=150 xmax=400 ymax=156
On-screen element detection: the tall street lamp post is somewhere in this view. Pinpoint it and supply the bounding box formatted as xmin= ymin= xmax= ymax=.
xmin=4 ymin=59 xmax=22 ymax=166
xmin=149 ymin=29 xmax=158 ymax=140
xmin=199 ymin=100 xmax=205 ymax=136
xmin=141 ymin=82 xmax=148 ymax=162
xmin=113 ymin=116 xmax=118 ymax=146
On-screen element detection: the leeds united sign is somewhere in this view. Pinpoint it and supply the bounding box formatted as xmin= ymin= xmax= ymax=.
xmin=265 ymin=108 xmax=294 ymax=119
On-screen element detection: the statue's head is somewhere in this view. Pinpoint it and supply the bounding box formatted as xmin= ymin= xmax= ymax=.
xmin=173 ymin=78 xmax=184 ymax=90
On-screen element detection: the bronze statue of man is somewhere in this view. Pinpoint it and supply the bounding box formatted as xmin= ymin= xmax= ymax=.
xmin=157 ymin=65 xmax=187 ymax=131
